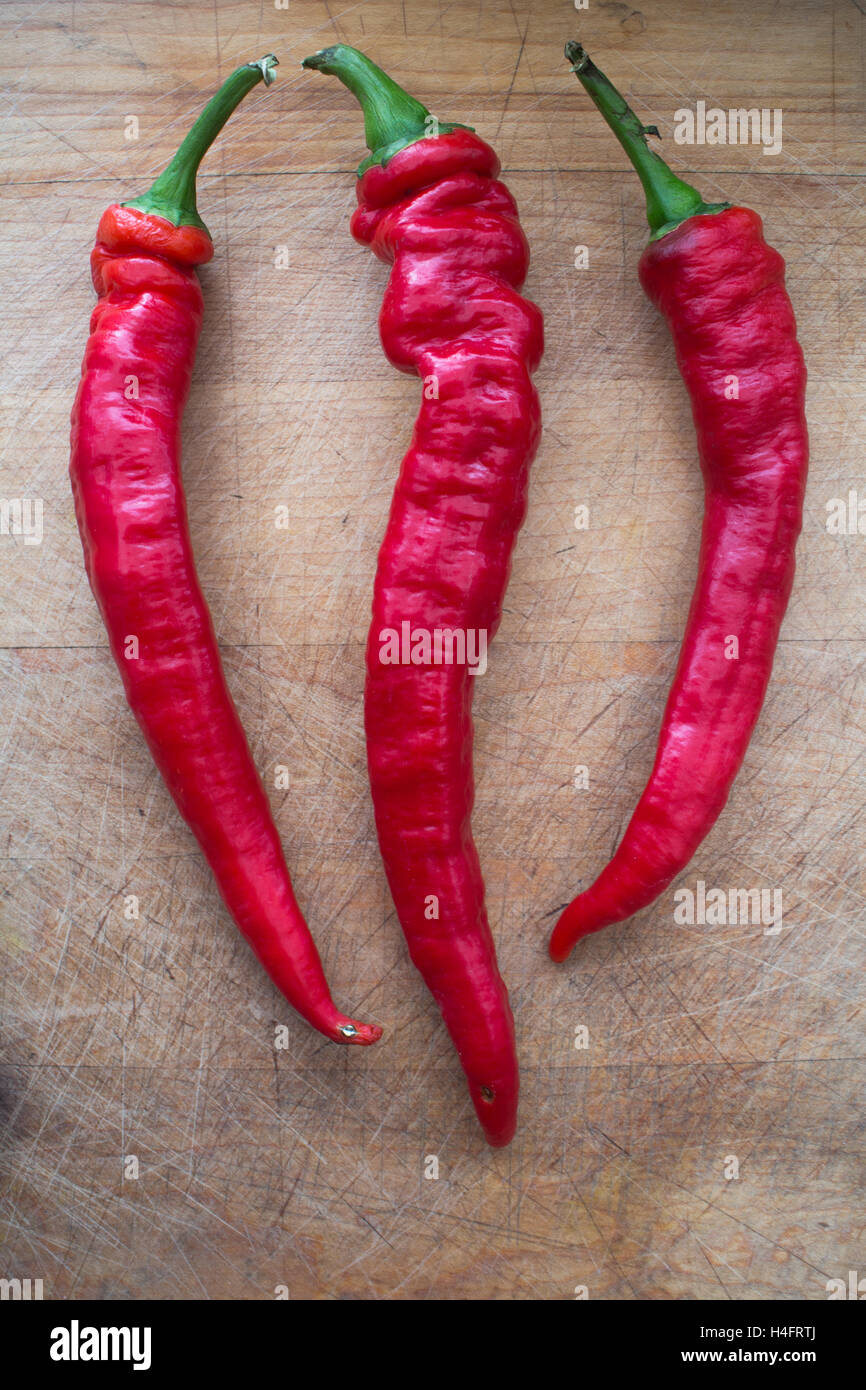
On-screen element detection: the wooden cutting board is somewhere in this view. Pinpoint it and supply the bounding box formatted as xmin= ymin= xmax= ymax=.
xmin=1 ymin=0 xmax=863 ymax=1299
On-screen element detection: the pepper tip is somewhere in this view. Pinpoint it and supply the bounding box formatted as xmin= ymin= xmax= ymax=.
xmin=549 ymin=913 xmax=575 ymax=963
xmin=337 ymin=1019 xmax=383 ymax=1045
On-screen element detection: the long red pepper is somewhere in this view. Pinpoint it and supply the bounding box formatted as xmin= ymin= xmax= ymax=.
xmin=303 ymin=46 xmax=543 ymax=1144
xmin=551 ymin=45 xmax=808 ymax=960
xmin=69 ymin=57 xmax=381 ymax=1045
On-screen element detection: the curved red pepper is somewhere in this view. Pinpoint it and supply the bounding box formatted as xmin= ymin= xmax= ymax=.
xmin=69 ymin=59 xmax=381 ymax=1046
xmin=551 ymin=47 xmax=808 ymax=959
xmin=304 ymin=48 xmax=543 ymax=1144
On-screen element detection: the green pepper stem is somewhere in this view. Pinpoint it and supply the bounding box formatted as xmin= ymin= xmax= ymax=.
xmin=301 ymin=43 xmax=471 ymax=176
xmin=123 ymin=54 xmax=278 ymax=234
xmin=564 ymin=41 xmax=729 ymax=240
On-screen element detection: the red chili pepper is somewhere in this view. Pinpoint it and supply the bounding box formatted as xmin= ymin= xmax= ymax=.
xmin=69 ymin=57 xmax=381 ymax=1046
xmin=550 ymin=45 xmax=809 ymax=961
xmin=303 ymin=46 xmax=543 ymax=1145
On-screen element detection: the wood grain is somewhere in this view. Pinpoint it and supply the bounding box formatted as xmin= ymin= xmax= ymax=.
xmin=0 ymin=0 xmax=863 ymax=1300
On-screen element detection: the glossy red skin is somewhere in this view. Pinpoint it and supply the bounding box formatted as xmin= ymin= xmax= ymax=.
xmin=551 ymin=207 xmax=808 ymax=960
xmin=353 ymin=132 xmax=543 ymax=1145
xmin=70 ymin=204 xmax=381 ymax=1045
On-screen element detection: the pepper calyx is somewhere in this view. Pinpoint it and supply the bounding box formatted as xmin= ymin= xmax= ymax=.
xmin=565 ymin=40 xmax=730 ymax=241
xmin=302 ymin=44 xmax=473 ymax=176
xmin=122 ymin=54 xmax=278 ymax=236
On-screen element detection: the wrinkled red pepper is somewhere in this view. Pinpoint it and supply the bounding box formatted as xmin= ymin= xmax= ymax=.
xmin=69 ymin=57 xmax=381 ymax=1046
xmin=551 ymin=45 xmax=809 ymax=960
xmin=303 ymin=46 xmax=543 ymax=1145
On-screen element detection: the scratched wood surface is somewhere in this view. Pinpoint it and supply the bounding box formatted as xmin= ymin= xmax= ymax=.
xmin=0 ymin=0 xmax=864 ymax=1301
